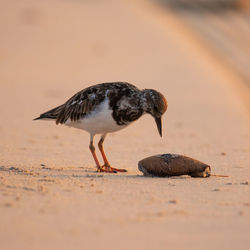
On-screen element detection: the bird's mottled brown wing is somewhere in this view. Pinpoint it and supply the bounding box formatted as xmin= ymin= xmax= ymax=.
xmin=35 ymin=82 xmax=140 ymax=124
xmin=55 ymin=87 xmax=106 ymax=124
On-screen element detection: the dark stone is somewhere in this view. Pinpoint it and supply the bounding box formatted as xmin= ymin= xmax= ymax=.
xmin=138 ymin=154 xmax=211 ymax=178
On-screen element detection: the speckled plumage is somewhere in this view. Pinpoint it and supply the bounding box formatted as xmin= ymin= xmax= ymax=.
xmin=34 ymin=82 xmax=167 ymax=173
xmin=35 ymin=82 xmax=167 ymax=128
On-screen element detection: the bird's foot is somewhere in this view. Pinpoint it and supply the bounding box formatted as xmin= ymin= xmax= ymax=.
xmin=97 ymin=164 xmax=127 ymax=173
xmin=110 ymin=167 xmax=127 ymax=173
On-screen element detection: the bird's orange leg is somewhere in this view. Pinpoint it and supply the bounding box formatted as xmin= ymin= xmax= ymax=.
xmin=89 ymin=138 xmax=102 ymax=172
xmin=98 ymin=135 xmax=127 ymax=173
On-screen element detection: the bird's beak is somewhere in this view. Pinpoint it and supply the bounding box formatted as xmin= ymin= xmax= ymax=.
xmin=154 ymin=117 xmax=162 ymax=137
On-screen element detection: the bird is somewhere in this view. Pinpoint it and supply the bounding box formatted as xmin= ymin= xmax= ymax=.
xmin=34 ymin=82 xmax=167 ymax=173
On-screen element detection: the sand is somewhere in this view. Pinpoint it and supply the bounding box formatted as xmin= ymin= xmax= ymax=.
xmin=0 ymin=0 xmax=249 ymax=249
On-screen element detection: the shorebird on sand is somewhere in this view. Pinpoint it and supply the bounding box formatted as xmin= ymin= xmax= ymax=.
xmin=34 ymin=82 xmax=167 ymax=173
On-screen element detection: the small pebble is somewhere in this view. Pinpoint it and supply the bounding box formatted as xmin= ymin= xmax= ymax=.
xmin=23 ymin=186 xmax=35 ymax=191
xmin=240 ymin=181 xmax=249 ymax=185
xmin=212 ymin=188 xmax=220 ymax=192
xmin=6 ymin=185 xmax=17 ymax=189
xmin=238 ymin=211 xmax=244 ymax=216
xmin=96 ymin=189 xmax=103 ymax=194
xmin=4 ymin=202 xmax=13 ymax=207
xmin=156 ymin=211 xmax=166 ymax=217
xmin=64 ymin=189 xmax=71 ymax=192
xmin=169 ymin=200 xmax=177 ymax=204
xmin=42 ymin=166 xmax=51 ymax=170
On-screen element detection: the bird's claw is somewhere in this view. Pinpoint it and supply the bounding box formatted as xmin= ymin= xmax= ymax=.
xmin=97 ymin=164 xmax=127 ymax=173
xmin=111 ymin=167 xmax=127 ymax=173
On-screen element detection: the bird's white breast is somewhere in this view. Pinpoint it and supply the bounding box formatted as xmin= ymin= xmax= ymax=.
xmin=65 ymin=98 xmax=126 ymax=135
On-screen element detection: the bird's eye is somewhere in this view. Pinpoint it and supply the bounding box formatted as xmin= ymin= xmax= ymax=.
xmin=153 ymin=106 xmax=162 ymax=116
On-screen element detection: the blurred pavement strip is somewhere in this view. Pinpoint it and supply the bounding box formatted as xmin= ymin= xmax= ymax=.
xmin=154 ymin=0 xmax=250 ymax=85
xmin=131 ymin=0 xmax=250 ymax=110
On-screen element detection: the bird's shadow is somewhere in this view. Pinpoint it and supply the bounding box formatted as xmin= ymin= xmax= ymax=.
xmin=0 ymin=165 xmax=191 ymax=180
xmin=46 ymin=169 xmax=190 ymax=180
xmin=67 ymin=167 xmax=190 ymax=180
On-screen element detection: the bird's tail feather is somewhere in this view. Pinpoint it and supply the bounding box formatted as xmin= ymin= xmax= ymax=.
xmin=33 ymin=105 xmax=63 ymax=121
xmin=33 ymin=116 xmax=44 ymax=121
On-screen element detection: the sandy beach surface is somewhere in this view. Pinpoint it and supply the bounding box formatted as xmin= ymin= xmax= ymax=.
xmin=0 ymin=0 xmax=249 ymax=249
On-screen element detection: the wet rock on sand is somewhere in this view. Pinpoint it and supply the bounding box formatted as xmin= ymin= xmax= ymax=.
xmin=138 ymin=154 xmax=211 ymax=178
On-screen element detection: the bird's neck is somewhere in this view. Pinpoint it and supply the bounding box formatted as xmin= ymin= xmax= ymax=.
xmin=139 ymin=89 xmax=152 ymax=113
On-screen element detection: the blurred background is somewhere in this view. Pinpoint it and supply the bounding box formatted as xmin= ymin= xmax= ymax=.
xmin=157 ymin=0 xmax=250 ymax=85
xmin=0 ymin=0 xmax=249 ymax=188
xmin=1 ymin=0 xmax=250 ymax=89
xmin=1 ymin=1 xmax=250 ymax=250
xmin=1 ymin=0 xmax=249 ymax=149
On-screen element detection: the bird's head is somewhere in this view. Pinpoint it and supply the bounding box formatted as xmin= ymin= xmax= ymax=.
xmin=141 ymin=89 xmax=168 ymax=137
